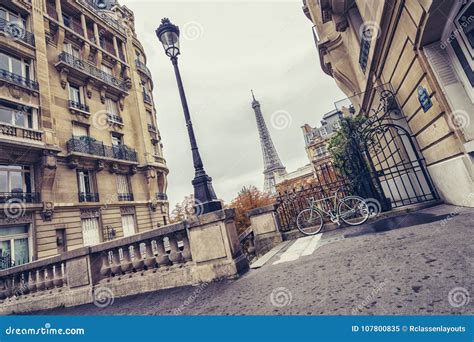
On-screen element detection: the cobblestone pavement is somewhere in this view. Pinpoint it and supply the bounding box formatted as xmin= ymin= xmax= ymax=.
xmin=39 ymin=204 xmax=473 ymax=315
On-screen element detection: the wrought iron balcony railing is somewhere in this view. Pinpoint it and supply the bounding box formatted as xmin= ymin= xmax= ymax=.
xmin=156 ymin=192 xmax=168 ymax=201
xmin=0 ymin=69 xmax=39 ymax=91
xmin=118 ymin=193 xmax=134 ymax=201
xmin=58 ymin=52 xmax=128 ymax=92
xmin=68 ymin=100 xmax=90 ymax=113
xmin=135 ymin=59 xmax=152 ymax=78
xmin=0 ymin=18 xmax=35 ymax=46
xmin=67 ymin=136 xmax=138 ymax=162
xmin=107 ymin=113 xmax=123 ymax=125
xmin=143 ymin=91 xmax=152 ymax=104
xmin=0 ymin=253 xmax=13 ymax=270
xmin=0 ymin=192 xmax=40 ymax=203
xmin=79 ymin=192 xmax=99 ymax=202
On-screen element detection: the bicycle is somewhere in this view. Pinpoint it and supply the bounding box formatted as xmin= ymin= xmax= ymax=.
xmin=296 ymin=189 xmax=370 ymax=236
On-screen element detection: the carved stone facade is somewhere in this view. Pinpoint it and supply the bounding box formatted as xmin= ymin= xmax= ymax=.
xmin=303 ymin=0 xmax=474 ymax=207
xmin=0 ymin=0 xmax=169 ymax=267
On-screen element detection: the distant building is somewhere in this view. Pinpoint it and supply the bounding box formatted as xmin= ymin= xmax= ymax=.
xmin=301 ymin=109 xmax=342 ymax=187
xmin=275 ymin=164 xmax=315 ymax=193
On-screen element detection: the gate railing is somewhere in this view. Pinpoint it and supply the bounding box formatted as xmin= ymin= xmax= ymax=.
xmin=275 ymin=178 xmax=349 ymax=232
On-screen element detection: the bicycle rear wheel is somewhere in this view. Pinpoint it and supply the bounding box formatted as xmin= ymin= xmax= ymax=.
xmin=296 ymin=209 xmax=323 ymax=236
xmin=338 ymin=196 xmax=369 ymax=226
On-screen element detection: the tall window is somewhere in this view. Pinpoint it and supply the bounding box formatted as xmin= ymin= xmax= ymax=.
xmin=105 ymin=98 xmax=119 ymax=116
xmin=121 ymin=214 xmax=136 ymax=237
xmin=68 ymin=84 xmax=83 ymax=104
xmin=0 ymin=100 xmax=35 ymax=128
xmin=141 ymin=81 xmax=150 ymax=96
xmin=0 ymin=7 xmax=27 ymax=28
xmin=111 ymin=132 xmax=123 ymax=146
xmin=146 ymin=110 xmax=154 ymax=124
xmin=72 ymin=123 xmax=88 ymax=137
xmin=116 ymin=174 xmax=132 ymax=201
xmin=77 ymin=170 xmax=97 ymax=202
xmin=81 ymin=217 xmax=101 ymax=246
xmin=0 ymin=225 xmax=29 ymax=269
xmin=63 ymin=43 xmax=81 ymax=58
xmin=0 ymin=52 xmax=31 ymax=79
xmin=0 ymin=165 xmax=33 ymax=196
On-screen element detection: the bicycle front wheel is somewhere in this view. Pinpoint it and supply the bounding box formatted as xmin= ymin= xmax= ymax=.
xmin=296 ymin=209 xmax=323 ymax=236
xmin=338 ymin=196 xmax=369 ymax=226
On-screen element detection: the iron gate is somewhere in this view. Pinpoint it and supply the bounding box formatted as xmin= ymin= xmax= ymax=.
xmin=358 ymin=87 xmax=438 ymax=208
xmin=275 ymin=85 xmax=438 ymax=231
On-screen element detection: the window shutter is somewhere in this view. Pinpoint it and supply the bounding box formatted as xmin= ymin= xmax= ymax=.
xmin=424 ymin=43 xmax=459 ymax=87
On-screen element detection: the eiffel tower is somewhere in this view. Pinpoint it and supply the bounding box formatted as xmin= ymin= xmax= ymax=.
xmin=251 ymin=90 xmax=287 ymax=193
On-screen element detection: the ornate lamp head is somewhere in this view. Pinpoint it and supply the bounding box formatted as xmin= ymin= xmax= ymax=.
xmin=156 ymin=18 xmax=180 ymax=58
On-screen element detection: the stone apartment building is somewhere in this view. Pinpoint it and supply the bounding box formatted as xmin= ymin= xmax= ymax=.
xmin=0 ymin=0 xmax=169 ymax=268
xmin=301 ymin=109 xmax=342 ymax=187
xmin=303 ymin=0 xmax=474 ymax=208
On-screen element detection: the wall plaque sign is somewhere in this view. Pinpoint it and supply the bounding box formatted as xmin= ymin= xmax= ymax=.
xmin=418 ymin=85 xmax=432 ymax=112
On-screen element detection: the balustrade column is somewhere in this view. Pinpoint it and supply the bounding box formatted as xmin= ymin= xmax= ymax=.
xmin=121 ymin=246 xmax=133 ymax=273
xmin=168 ymin=234 xmax=183 ymax=265
xmin=143 ymin=240 xmax=156 ymax=269
xmin=155 ymin=238 xmax=170 ymax=267
xmin=131 ymin=243 xmax=144 ymax=271
xmin=110 ymin=248 xmax=122 ymax=275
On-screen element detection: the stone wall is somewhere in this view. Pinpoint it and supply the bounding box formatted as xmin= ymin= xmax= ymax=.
xmin=0 ymin=209 xmax=248 ymax=315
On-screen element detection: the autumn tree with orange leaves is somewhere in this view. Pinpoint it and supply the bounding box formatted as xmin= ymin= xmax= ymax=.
xmin=228 ymin=186 xmax=274 ymax=235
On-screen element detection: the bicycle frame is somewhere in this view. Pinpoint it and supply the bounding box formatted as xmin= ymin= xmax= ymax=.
xmin=306 ymin=189 xmax=345 ymax=225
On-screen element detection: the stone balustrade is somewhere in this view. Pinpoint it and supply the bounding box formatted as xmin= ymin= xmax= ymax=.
xmin=0 ymin=208 xmax=248 ymax=314
xmin=246 ymin=204 xmax=283 ymax=257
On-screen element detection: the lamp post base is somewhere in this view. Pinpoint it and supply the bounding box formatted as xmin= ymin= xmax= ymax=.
xmin=192 ymin=174 xmax=223 ymax=215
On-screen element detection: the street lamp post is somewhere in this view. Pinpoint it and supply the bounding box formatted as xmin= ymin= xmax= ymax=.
xmin=156 ymin=18 xmax=222 ymax=215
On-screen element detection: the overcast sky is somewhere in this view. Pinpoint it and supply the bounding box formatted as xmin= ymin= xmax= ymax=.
xmin=121 ymin=0 xmax=345 ymax=208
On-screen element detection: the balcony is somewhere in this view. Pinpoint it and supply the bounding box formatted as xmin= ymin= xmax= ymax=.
xmin=56 ymin=52 xmax=129 ymax=95
xmin=0 ymin=123 xmax=42 ymax=142
xmin=67 ymin=136 xmax=138 ymax=162
xmin=135 ymin=59 xmax=152 ymax=78
xmin=0 ymin=192 xmax=40 ymax=204
xmin=0 ymin=69 xmax=39 ymax=92
xmin=68 ymin=100 xmax=90 ymax=116
xmin=143 ymin=91 xmax=152 ymax=104
xmin=118 ymin=193 xmax=134 ymax=201
xmin=156 ymin=192 xmax=168 ymax=201
xmin=147 ymin=123 xmax=156 ymax=132
xmin=0 ymin=18 xmax=35 ymax=47
xmin=79 ymin=192 xmax=99 ymax=202
xmin=107 ymin=113 xmax=124 ymax=127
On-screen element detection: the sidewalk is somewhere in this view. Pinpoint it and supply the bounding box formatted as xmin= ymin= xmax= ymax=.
xmin=36 ymin=204 xmax=473 ymax=316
